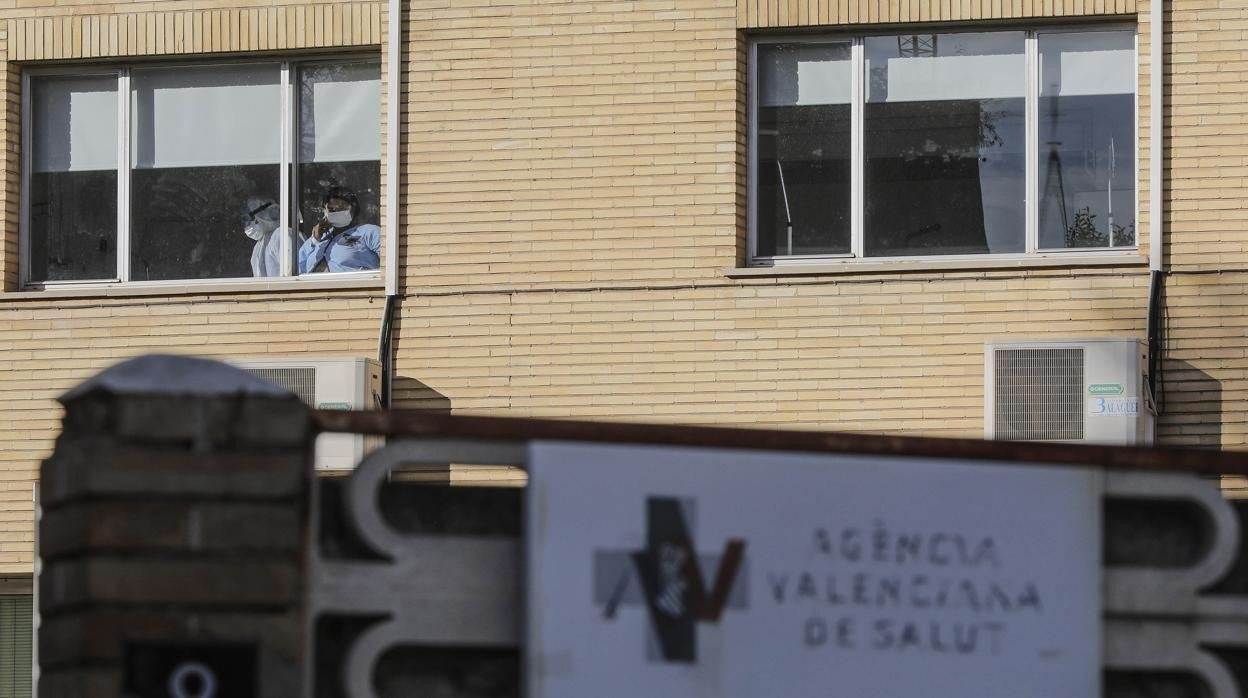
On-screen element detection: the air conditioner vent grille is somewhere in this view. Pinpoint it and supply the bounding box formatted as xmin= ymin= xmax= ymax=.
xmin=241 ymin=367 xmax=316 ymax=406
xmin=994 ymin=348 xmax=1084 ymax=441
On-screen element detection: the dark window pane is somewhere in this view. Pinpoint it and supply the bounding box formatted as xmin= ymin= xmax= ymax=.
xmin=865 ymin=33 xmax=1026 ymax=257
xmin=30 ymin=172 xmax=118 ymax=282
xmin=756 ymin=43 xmax=851 ymax=257
xmin=29 ymin=76 xmax=117 ymax=282
xmin=130 ymin=165 xmax=281 ymax=281
xmin=1038 ymin=31 xmax=1136 ymax=249
xmin=130 ymin=64 xmax=281 ymax=280
xmin=297 ymin=61 xmax=382 ymax=275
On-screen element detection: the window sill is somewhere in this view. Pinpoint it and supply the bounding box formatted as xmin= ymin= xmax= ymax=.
xmin=726 ymin=252 xmax=1148 ymax=278
xmin=11 ymin=273 xmax=383 ymax=300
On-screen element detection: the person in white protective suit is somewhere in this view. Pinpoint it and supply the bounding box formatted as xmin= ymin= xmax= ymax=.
xmin=241 ymin=196 xmax=296 ymax=278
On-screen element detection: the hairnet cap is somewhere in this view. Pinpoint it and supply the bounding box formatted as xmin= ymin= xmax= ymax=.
xmin=243 ymin=196 xmax=280 ymax=224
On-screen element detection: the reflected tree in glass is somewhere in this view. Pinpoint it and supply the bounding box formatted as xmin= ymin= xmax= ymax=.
xmin=129 ymin=64 xmax=282 ymax=280
xmin=1037 ymin=31 xmax=1136 ymax=250
xmin=864 ymin=32 xmax=1027 ymax=257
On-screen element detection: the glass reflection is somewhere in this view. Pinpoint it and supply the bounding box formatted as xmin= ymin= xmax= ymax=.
xmin=129 ymin=64 xmax=282 ymax=281
xmin=756 ymin=43 xmax=852 ymax=257
xmin=1037 ymin=31 xmax=1136 ymax=249
xmin=297 ymin=60 xmax=382 ymax=274
xmin=864 ymin=32 xmax=1026 ymax=257
xmin=29 ymin=76 xmax=118 ymax=282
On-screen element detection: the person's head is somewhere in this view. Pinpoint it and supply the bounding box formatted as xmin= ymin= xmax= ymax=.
xmin=242 ymin=196 xmax=280 ymax=241
xmin=321 ymin=186 xmax=360 ymax=229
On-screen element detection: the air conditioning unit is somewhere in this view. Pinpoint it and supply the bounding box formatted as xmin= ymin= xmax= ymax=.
xmin=228 ymin=357 xmax=383 ymax=471
xmin=985 ymin=339 xmax=1155 ymax=446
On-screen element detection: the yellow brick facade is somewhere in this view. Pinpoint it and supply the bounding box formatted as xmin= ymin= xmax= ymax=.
xmin=8 ymin=7 xmax=383 ymax=62
xmin=0 ymin=0 xmax=1237 ymax=574
xmin=737 ymin=0 xmax=1137 ymax=26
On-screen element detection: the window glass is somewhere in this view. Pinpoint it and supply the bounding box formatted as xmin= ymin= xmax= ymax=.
xmin=864 ymin=32 xmax=1026 ymax=256
xmin=756 ymin=43 xmax=852 ymax=257
xmin=29 ymin=75 xmax=118 ymax=282
xmin=130 ymin=64 xmax=281 ymax=280
xmin=1038 ymin=31 xmax=1136 ymax=249
xmin=296 ymin=61 xmax=382 ymax=275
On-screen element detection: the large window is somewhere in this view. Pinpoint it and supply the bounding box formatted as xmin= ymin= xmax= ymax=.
xmin=750 ymin=28 xmax=1136 ymax=264
xmin=23 ymin=57 xmax=381 ymax=286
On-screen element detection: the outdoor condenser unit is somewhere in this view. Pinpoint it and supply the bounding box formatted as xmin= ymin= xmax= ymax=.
xmin=984 ymin=338 xmax=1155 ymax=446
xmin=229 ymin=357 xmax=383 ymax=471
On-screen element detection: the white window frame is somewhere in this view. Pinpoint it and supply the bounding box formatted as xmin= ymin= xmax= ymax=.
xmin=747 ymin=25 xmax=1139 ymax=268
xmin=20 ymin=54 xmax=381 ymax=290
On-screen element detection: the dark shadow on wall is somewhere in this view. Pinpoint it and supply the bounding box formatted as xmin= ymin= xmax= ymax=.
xmin=384 ymin=376 xmax=454 ymax=483
xmin=1157 ymin=360 xmax=1222 ymax=450
xmin=391 ymin=375 xmax=452 ymax=413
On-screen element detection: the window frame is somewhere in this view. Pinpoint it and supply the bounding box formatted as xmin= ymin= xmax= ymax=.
xmin=747 ymin=24 xmax=1139 ymax=268
xmin=19 ymin=53 xmax=381 ymax=290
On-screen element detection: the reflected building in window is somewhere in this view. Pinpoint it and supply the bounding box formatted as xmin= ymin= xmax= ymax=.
xmin=864 ymin=32 xmax=1027 ymax=257
xmin=750 ymin=28 xmax=1135 ymax=263
xmin=1037 ymin=31 xmax=1136 ymax=250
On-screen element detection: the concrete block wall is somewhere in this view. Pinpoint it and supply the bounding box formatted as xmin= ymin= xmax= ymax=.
xmin=37 ymin=356 xmax=312 ymax=696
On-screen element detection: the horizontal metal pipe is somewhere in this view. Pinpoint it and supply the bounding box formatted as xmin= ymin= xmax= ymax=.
xmin=311 ymin=410 xmax=1248 ymax=477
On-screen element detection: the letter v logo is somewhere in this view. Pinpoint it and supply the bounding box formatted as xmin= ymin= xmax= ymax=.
xmin=602 ymin=497 xmax=747 ymax=663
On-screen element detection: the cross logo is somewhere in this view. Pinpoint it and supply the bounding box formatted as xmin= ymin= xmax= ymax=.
xmin=594 ymin=497 xmax=748 ymax=663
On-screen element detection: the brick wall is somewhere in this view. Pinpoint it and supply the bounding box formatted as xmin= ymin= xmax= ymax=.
xmin=392 ymin=270 xmax=1149 ymax=429
xmin=39 ymin=363 xmax=311 ymax=696
xmin=0 ymin=292 xmax=381 ymax=572
xmin=737 ymin=0 xmax=1136 ymax=26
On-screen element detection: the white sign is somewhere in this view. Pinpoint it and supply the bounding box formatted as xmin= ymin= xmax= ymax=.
xmin=527 ymin=441 xmax=1101 ymax=698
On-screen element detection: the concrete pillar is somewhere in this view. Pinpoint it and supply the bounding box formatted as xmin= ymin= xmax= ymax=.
xmin=37 ymin=355 xmax=313 ymax=698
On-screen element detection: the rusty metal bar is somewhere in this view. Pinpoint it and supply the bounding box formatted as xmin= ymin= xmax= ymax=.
xmin=311 ymin=410 xmax=1248 ymax=476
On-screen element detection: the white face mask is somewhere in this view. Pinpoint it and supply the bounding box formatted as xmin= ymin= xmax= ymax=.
xmin=244 ymin=218 xmax=278 ymax=241
xmin=325 ymin=209 xmax=353 ymax=228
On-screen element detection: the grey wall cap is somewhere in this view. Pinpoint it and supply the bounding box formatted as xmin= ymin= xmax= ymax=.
xmin=60 ymin=354 xmax=295 ymax=404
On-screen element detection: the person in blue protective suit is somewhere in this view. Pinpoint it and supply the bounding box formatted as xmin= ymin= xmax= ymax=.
xmin=297 ymin=186 xmax=381 ymax=273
